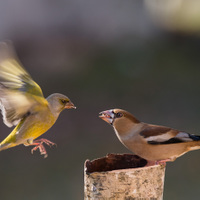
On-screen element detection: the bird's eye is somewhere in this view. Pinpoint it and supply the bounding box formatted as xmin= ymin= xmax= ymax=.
xmin=115 ymin=112 xmax=123 ymax=118
xmin=60 ymin=99 xmax=67 ymax=104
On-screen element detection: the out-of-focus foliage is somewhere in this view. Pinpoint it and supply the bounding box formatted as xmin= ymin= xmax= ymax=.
xmin=0 ymin=1 xmax=200 ymax=199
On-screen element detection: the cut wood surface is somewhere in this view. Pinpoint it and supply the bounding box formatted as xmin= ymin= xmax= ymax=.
xmin=84 ymin=154 xmax=166 ymax=200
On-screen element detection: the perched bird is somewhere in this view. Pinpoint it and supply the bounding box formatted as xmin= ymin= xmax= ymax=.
xmin=0 ymin=41 xmax=76 ymax=158
xmin=99 ymin=108 xmax=200 ymax=165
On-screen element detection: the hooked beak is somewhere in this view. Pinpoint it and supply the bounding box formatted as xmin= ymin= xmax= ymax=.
xmin=65 ymin=101 xmax=76 ymax=109
xmin=99 ymin=110 xmax=115 ymax=125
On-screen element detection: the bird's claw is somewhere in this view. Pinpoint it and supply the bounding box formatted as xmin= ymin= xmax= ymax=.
xmin=31 ymin=144 xmax=48 ymax=158
xmin=36 ymin=138 xmax=57 ymax=147
xmin=156 ymin=160 xmax=167 ymax=166
xmin=145 ymin=158 xmax=171 ymax=167
xmin=30 ymin=138 xmax=56 ymax=158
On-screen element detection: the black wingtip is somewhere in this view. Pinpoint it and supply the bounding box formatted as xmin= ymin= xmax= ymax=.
xmin=189 ymin=134 xmax=200 ymax=141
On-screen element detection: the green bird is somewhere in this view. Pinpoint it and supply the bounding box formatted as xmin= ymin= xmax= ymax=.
xmin=0 ymin=41 xmax=76 ymax=158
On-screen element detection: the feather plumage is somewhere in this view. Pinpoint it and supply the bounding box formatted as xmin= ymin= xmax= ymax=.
xmin=0 ymin=41 xmax=46 ymax=127
xmin=99 ymin=108 xmax=200 ymax=164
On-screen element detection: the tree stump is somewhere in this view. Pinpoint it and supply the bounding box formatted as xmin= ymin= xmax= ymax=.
xmin=84 ymin=154 xmax=166 ymax=200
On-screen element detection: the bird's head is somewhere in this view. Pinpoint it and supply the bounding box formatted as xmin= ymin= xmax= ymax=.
xmin=99 ymin=109 xmax=140 ymax=133
xmin=47 ymin=93 xmax=76 ymax=117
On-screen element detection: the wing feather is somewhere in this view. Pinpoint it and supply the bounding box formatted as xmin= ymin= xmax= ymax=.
xmin=0 ymin=41 xmax=47 ymax=127
xmin=140 ymin=124 xmax=198 ymax=144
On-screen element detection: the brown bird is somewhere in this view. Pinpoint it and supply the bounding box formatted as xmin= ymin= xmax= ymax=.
xmin=99 ymin=108 xmax=200 ymax=165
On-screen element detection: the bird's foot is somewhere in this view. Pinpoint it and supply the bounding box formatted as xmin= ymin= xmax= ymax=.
xmin=155 ymin=159 xmax=170 ymax=166
xmin=145 ymin=159 xmax=171 ymax=167
xmin=145 ymin=160 xmax=157 ymax=167
xmin=30 ymin=138 xmax=56 ymax=158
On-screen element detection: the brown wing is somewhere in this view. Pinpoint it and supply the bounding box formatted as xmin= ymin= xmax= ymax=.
xmin=139 ymin=124 xmax=197 ymax=144
xmin=140 ymin=124 xmax=178 ymax=138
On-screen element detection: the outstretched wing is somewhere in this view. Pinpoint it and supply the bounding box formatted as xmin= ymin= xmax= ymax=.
xmin=0 ymin=41 xmax=47 ymax=127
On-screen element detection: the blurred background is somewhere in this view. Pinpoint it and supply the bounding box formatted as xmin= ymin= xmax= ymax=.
xmin=0 ymin=0 xmax=200 ymax=199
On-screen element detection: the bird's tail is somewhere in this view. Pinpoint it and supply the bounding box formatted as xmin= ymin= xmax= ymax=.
xmin=189 ymin=134 xmax=200 ymax=141
xmin=0 ymin=142 xmax=17 ymax=152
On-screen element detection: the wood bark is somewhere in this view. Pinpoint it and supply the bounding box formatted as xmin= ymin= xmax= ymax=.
xmin=84 ymin=154 xmax=165 ymax=200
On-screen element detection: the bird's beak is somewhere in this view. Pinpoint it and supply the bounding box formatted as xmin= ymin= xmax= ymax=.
xmin=65 ymin=101 xmax=76 ymax=109
xmin=99 ymin=110 xmax=115 ymax=125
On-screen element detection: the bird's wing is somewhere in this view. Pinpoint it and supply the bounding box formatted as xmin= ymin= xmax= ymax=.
xmin=0 ymin=41 xmax=47 ymax=127
xmin=140 ymin=124 xmax=199 ymax=144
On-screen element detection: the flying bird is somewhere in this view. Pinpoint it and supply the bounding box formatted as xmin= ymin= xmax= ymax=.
xmin=99 ymin=108 xmax=200 ymax=165
xmin=0 ymin=41 xmax=76 ymax=158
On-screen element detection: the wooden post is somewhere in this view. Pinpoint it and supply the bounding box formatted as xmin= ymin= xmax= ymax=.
xmin=84 ymin=154 xmax=166 ymax=200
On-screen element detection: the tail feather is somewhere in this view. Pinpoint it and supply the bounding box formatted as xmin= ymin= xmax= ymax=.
xmin=0 ymin=142 xmax=16 ymax=151
xmin=189 ymin=134 xmax=200 ymax=141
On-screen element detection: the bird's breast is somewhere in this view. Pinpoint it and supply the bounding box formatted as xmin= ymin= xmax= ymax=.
xmin=16 ymin=110 xmax=57 ymax=141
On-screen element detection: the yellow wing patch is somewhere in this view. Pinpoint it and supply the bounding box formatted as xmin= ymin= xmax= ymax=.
xmin=0 ymin=41 xmax=46 ymax=127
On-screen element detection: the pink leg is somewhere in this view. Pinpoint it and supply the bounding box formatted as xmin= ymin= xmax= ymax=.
xmin=145 ymin=160 xmax=157 ymax=167
xmin=146 ymin=158 xmax=172 ymax=167
xmin=29 ymin=138 xmax=56 ymax=158
xmin=156 ymin=158 xmax=172 ymax=166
